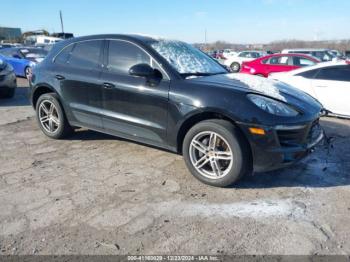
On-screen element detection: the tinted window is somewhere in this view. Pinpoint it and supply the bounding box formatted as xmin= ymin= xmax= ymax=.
xmin=55 ymin=45 xmax=74 ymax=64
xmin=293 ymin=56 xmax=316 ymax=67
xmin=315 ymin=66 xmax=350 ymax=81
xmin=68 ymin=40 xmax=103 ymax=70
xmin=261 ymin=59 xmax=268 ymax=64
xmin=107 ymin=40 xmax=150 ymax=74
xmin=238 ymin=52 xmax=248 ymax=58
xmin=296 ymin=69 xmax=319 ymax=79
xmin=312 ymin=51 xmax=332 ymax=62
xmin=250 ymin=52 xmax=260 ymax=58
xmin=267 ymin=56 xmax=289 ymax=65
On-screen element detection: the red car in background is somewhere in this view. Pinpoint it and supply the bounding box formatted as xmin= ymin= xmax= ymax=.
xmin=240 ymin=53 xmax=320 ymax=77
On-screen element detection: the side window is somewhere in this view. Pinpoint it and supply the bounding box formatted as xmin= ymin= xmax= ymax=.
xmin=267 ymin=56 xmax=289 ymax=65
xmin=67 ymin=40 xmax=103 ymax=70
xmin=54 ymin=44 xmax=74 ymax=64
xmin=238 ymin=52 xmax=248 ymax=58
xmin=296 ymin=69 xmax=319 ymax=79
xmin=107 ymin=40 xmax=150 ymax=74
xmin=315 ymin=66 xmax=350 ymax=81
xmin=293 ymin=57 xmax=316 ymax=67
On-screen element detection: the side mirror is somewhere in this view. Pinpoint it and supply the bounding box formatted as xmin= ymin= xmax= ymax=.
xmin=129 ymin=63 xmax=163 ymax=87
xmin=129 ymin=63 xmax=154 ymax=78
xmin=13 ymin=54 xmax=21 ymax=59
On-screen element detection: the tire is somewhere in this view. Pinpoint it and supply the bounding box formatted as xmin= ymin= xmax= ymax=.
xmin=24 ymin=66 xmax=31 ymax=79
xmin=182 ymin=119 xmax=252 ymax=187
xmin=230 ymin=62 xmax=240 ymax=72
xmin=35 ymin=93 xmax=73 ymax=139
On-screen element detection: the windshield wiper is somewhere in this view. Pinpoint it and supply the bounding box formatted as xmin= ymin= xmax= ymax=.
xmin=181 ymin=72 xmax=227 ymax=78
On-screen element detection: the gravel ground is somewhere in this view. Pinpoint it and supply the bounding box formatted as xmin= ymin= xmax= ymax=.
xmin=0 ymin=78 xmax=349 ymax=255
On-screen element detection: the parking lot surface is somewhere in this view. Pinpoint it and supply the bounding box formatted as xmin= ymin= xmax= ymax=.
xmin=0 ymin=79 xmax=349 ymax=255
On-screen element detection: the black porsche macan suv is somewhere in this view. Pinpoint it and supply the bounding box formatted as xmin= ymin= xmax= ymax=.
xmin=29 ymin=34 xmax=324 ymax=187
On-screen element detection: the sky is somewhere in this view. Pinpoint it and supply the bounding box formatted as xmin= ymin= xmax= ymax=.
xmin=1 ymin=0 xmax=350 ymax=44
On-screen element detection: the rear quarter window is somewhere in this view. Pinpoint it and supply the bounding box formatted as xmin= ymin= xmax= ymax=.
xmin=54 ymin=44 xmax=74 ymax=64
xmin=67 ymin=40 xmax=103 ymax=70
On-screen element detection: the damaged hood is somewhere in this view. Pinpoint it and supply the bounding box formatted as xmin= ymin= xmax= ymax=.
xmin=189 ymin=73 xmax=322 ymax=112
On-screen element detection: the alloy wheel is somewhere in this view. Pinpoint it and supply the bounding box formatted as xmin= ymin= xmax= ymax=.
xmin=38 ymin=100 xmax=60 ymax=133
xmin=189 ymin=131 xmax=233 ymax=179
xmin=25 ymin=67 xmax=32 ymax=79
xmin=231 ymin=63 xmax=240 ymax=72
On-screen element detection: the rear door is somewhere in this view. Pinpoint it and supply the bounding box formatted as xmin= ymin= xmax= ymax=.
xmin=99 ymin=39 xmax=170 ymax=145
xmin=311 ymin=65 xmax=350 ymax=116
xmin=54 ymin=39 xmax=105 ymax=128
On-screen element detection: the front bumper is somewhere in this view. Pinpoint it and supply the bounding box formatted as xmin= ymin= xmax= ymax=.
xmin=0 ymin=71 xmax=17 ymax=93
xmin=239 ymin=118 xmax=324 ymax=172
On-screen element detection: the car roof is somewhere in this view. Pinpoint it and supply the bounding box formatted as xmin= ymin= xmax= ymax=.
xmin=239 ymin=50 xmax=263 ymax=53
xmin=282 ymin=48 xmax=330 ymax=52
xmin=256 ymin=53 xmax=320 ymax=61
xmin=65 ymin=34 xmax=161 ymax=44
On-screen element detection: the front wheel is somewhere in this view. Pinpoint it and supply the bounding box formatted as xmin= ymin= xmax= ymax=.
xmin=182 ymin=120 xmax=252 ymax=187
xmin=36 ymin=93 xmax=73 ymax=139
xmin=230 ymin=62 xmax=241 ymax=72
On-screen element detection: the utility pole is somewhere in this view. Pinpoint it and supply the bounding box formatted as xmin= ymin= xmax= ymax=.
xmin=204 ymin=28 xmax=207 ymax=50
xmin=60 ymin=10 xmax=64 ymax=34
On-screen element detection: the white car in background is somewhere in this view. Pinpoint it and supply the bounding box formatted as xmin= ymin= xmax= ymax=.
xmin=223 ymin=51 xmax=265 ymax=72
xmin=222 ymin=49 xmax=237 ymax=59
xmin=269 ymin=61 xmax=350 ymax=118
xmin=281 ymin=48 xmax=337 ymax=62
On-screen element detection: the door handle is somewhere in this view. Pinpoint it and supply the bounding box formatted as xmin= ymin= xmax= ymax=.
xmin=55 ymin=75 xmax=65 ymax=80
xmin=102 ymin=82 xmax=115 ymax=89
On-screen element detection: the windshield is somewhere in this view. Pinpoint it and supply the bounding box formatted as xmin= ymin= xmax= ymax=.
xmin=150 ymin=40 xmax=227 ymax=76
xmin=19 ymin=49 xmax=48 ymax=59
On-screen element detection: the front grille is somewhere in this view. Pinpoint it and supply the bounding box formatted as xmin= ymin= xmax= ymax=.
xmin=276 ymin=119 xmax=322 ymax=148
xmin=277 ymin=127 xmax=308 ymax=147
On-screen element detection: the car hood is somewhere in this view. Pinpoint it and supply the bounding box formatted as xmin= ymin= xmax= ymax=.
xmin=190 ymin=73 xmax=322 ymax=113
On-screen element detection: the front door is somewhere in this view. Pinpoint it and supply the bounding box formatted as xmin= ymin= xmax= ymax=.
xmin=100 ymin=40 xmax=170 ymax=145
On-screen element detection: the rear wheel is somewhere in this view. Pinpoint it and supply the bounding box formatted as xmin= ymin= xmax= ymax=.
xmin=36 ymin=93 xmax=73 ymax=139
xmin=230 ymin=62 xmax=241 ymax=72
xmin=182 ymin=120 xmax=252 ymax=187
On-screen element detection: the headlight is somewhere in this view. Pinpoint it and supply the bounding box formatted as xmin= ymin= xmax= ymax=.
xmin=248 ymin=94 xmax=299 ymax=117
xmin=0 ymin=59 xmax=5 ymax=71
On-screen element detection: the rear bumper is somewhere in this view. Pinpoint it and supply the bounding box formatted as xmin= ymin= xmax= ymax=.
xmin=239 ymin=118 xmax=324 ymax=172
